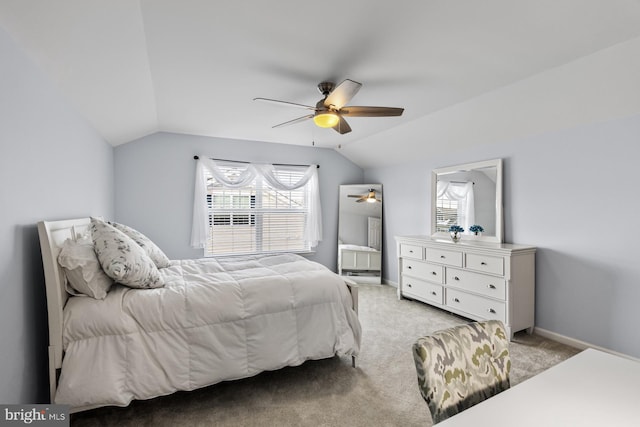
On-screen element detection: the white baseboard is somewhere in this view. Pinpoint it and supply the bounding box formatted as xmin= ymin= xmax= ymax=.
xmin=534 ymin=327 xmax=639 ymax=362
xmin=383 ymin=279 xmax=397 ymax=288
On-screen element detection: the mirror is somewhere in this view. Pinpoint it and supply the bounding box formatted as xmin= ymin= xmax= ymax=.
xmin=431 ymin=159 xmax=503 ymax=243
xmin=338 ymin=184 xmax=383 ymax=284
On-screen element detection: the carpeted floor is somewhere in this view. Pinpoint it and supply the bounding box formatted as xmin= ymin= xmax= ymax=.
xmin=71 ymin=284 xmax=580 ymax=426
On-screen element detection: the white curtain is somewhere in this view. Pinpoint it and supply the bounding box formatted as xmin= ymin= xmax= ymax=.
xmin=190 ymin=157 xmax=322 ymax=249
xmin=436 ymin=181 xmax=475 ymax=232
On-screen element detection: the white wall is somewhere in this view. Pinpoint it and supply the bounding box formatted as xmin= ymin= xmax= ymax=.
xmin=114 ymin=132 xmax=363 ymax=270
xmin=0 ymin=28 xmax=114 ymax=403
xmin=365 ymin=113 xmax=640 ymax=358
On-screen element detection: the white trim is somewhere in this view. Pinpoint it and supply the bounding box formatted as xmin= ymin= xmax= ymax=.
xmin=382 ymin=279 xmax=398 ymax=288
xmin=534 ymin=327 xmax=640 ymax=362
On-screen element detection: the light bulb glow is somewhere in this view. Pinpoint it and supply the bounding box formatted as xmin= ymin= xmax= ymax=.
xmin=313 ymin=112 xmax=340 ymax=128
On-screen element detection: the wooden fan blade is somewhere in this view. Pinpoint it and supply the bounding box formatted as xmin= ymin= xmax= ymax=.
xmin=339 ymin=106 xmax=404 ymax=117
xmin=333 ymin=116 xmax=352 ymax=134
xmin=254 ymin=98 xmax=316 ymax=110
xmin=356 ymin=199 xmax=365 ymax=203
xmin=324 ymin=79 xmax=362 ymax=110
xmin=272 ymin=114 xmax=314 ymax=128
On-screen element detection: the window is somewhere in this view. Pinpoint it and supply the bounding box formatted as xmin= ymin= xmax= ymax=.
xmin=204 ymin=164 xmax=311 ymax=256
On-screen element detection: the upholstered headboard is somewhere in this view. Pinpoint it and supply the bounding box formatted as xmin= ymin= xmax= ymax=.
xmin=37 ymin=218 xmax=91 ymax=402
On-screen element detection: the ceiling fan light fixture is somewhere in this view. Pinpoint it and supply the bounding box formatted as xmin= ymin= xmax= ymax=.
xmin=313 ymin=112 xmax=339 ymax=128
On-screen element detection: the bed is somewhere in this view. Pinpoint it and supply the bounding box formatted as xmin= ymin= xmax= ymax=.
xmin=37 ymin=218 xmax=361 ymax=412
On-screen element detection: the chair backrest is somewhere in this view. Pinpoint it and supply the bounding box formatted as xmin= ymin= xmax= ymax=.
xmin=412 ymin=320 xmax=511 ymax=424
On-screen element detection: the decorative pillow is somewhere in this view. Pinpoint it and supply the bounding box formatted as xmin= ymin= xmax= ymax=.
xmin=58 ymin=235 xmax=114 ymax=299
xmin=107 ymin=221 xmax=171 ymax=268
xmin=90 ymin=217 xmax=164 ymax=289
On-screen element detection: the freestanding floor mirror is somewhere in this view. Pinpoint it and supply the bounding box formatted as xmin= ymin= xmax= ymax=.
xmin=338 ymin=184 xmax=382 ymax=284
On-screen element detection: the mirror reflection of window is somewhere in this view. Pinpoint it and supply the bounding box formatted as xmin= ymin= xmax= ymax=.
xmin=436 ymin=181 xmax=475 ymax=233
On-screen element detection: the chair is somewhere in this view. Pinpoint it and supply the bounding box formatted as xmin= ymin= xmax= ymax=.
xmin=412 ymin=320 xmax=511 ymax=424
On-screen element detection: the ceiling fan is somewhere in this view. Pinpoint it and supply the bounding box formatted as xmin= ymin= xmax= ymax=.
xmin=254 ymin=79 xmax=404 ymax=134
xmin=348 ymin=188 xmax=381 ymax=203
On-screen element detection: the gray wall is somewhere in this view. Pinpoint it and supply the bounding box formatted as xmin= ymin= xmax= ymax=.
xmin=0 ymin=28 xmax=114 ymax=403
xmin=365 ymin=113 xmax=640 ymax=358
xmin=114 ymin=132 xmax=363 ymax=270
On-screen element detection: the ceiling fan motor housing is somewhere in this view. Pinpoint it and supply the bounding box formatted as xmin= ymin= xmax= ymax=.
xmin=317 ymin=81 xmax=335 ymax=96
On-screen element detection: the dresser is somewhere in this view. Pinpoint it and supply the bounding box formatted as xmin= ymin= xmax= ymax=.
xmin=396 ymin=235 xmax=536 ymax=339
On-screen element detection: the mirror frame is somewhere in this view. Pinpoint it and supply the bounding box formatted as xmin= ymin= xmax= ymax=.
xmin=430 ymin=158 xmax=503 ymax=243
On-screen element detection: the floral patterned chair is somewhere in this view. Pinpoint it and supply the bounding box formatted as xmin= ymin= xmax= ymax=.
xmin=412 ymin=320 xmax=511 ymax=424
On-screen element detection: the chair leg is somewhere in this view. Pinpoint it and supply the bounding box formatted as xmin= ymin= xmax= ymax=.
xmin=352 ymin=355 xmax=356 ymax=368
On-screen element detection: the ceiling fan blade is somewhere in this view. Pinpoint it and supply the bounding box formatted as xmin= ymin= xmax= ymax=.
xmin=333 ymin=116 xmax=352 ymax=134
xmin=254 ymin=98 xmax=316 ymax=110
xmin=272 ymin=114 xmax=314 ymax=128
xmin=356 ymin=199 xmax=365 ymax=203
xmin=324 ymin=79 xmax=362 ymax=110
xmin=339 ymin=106 xmax=404 ymax=117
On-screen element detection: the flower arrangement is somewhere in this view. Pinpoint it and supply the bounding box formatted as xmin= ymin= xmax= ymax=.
xmin=448 ymin=225 xmax=464 ymax=233
xmin=469 ymin=225 xmax=484 ymax=235
xmin=448 ymin=225 xmax=464 ymax=242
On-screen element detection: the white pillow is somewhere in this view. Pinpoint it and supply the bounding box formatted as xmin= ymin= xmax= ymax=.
xmin=107 ymin=221 xmax=171 ymax=268
xmin=90 ymin=217 xmax=164 ymax=289
xmin=58 ymin=235 xmax=114 ymax=299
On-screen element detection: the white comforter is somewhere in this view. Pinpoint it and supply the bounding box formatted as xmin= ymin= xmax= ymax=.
xmin=56 ymin=254 xmax=361 ymax=410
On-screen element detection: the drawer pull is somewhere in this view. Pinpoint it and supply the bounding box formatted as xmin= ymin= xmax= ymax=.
xmin=431 ymin=271 xmax=437 ymax=275
xmin=487 ymin=308 xmax=496 ymax=314
xmin=454 ymin=276 xmax=460 ymax=281
xmin=409 ymin=250 xmax=414 ymax=253
xmin=431 ymin=291 xmax=437 ymax=296
xmin=440 ymin=255 xmax=446 ymax=259
xmin=487 ymin=284 xmax=496 ymax=289
xmin=407 ymin=283 xmax=412 ymax=288
xmin=481 ymin=261 xmax=487 ymax=265
xmin=453 ymin=298 xmax=460 ymax=303
xmin=407 ymin=265 xmax=412 ymax=269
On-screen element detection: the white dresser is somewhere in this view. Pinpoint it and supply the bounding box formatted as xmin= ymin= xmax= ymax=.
xmin=396 ymin=235 xmax=536 ymax=339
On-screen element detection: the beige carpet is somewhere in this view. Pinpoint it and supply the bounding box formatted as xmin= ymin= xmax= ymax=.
xmin=71 ymin=284 xmax=580 ymax=426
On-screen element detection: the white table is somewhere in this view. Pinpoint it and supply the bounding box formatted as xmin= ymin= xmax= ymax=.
xmin=438 ymin=348 xmax=640 ymax=426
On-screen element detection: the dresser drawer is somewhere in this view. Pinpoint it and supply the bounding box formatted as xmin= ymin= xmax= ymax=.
xmin=425 ymin=248 xmax=463 ymax=267
xmin=400 ymin=244 xmax=423 ymax=260
xmin=446 ymin=268 xmax=506 ymax=300
xmin=446 ymin=289 xmax=506 ymax=322
xmin=466 ymin=253 xmax=504 ymax=276
xmin=403 ymin=277 xmax=443 ymax=305
xmin=402 ymin=260 xmax=443 ymax=284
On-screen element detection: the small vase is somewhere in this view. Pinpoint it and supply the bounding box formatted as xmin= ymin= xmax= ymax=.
xmin=450 ymin=231 xmax=461 ymax=242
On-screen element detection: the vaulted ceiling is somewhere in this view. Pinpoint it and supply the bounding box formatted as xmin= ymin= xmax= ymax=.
xmin=2 ymin=1 xmax=640 ymax=168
